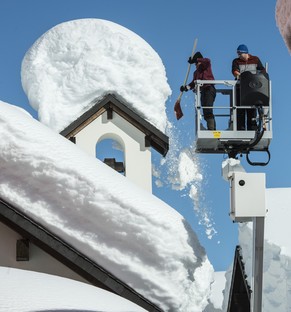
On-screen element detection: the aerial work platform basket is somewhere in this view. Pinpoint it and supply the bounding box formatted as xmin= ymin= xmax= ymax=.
xmin=194 ymin=72 xmax=272 ymax=161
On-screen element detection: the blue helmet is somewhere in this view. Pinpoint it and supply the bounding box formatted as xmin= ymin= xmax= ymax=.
xmin=237 ymin=44 xmax=249 ymax=53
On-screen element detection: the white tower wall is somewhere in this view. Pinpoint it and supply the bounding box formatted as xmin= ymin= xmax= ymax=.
xmin=75 ymin=112 xmax=152 ymax=192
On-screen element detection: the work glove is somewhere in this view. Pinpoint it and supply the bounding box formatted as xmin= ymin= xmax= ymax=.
xmin=189 ymin=52 xmax=202 ymax=64
xmin=180 ymin=85 xmax=189 ymax=92
xmin=188 ymin=56 xmax=195 ymax=64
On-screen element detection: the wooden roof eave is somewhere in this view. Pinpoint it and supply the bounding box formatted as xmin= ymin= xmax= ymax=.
xmin=0 ymin=197 xmax=163 ymax=312
xmin=227 ymin=245 xmax=251 ymax=312
xmin=60 ymin=94 xmax=169 ymax=157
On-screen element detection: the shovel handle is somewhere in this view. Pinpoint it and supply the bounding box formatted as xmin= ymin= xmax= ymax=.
xmin=175 ymin=38 xmax=198 ymax=120
xmin=182 ymin=38 xmax=198 ymax=87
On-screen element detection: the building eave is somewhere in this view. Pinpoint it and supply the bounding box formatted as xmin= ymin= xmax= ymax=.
xmin=0 ymin=197 xmax=163 ymax=312
xmin=60 ymin=94 xmax=169 ymax=156
xmin=227 ymin=245 xmax=251 ymax=312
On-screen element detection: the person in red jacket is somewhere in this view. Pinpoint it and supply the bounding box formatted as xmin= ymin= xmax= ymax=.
xmin=232 ymin=44 xmax=266 ymax=130
xmin=180 ymin=52 xmax=216 ymax=130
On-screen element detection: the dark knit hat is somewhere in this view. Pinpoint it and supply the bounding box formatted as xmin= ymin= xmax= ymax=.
xmin=193 ymin=52 xmax=203 ymax=63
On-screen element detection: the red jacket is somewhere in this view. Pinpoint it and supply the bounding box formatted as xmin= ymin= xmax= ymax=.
xmin=188 ymin=58 xmax=215 ymax=89
xmin=232 ymin=54 xmax=265 ymax=76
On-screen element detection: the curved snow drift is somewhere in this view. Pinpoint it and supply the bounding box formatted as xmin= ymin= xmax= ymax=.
xmin=21 ymin=18 xmax=171 ymax=133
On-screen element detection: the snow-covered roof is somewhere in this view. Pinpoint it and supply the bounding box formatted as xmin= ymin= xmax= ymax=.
xmin=21 ymin=18 xmax=171 ymax=133
xmin=0 ymin=266 xmax=146 ymax=312
xmin=0 ymin=196 xmax=160 ymax=311
xmin=0 ymin=100 xmax=214 ymax=311
xmin=226 ymin=246 xmax=250 ymax=311
xmin=3 ymin=12 xmax=291 ymax=312
xmin=60 ymin=93 xmax=169 ymax=156
xmin=222 ymin=187 xmax=291 ymax=311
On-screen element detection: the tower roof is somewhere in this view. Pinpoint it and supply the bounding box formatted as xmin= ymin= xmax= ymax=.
xmin=60 ymin=94 xmax=169 ymax=156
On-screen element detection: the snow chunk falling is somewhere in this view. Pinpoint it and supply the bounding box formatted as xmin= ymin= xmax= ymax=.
xmin=178 ymin=149 xmax=203 ymax=190
xmin=21 ymin=18 xmax=171 ymax=132
xmin=158 ymin=127 xmax=217 ymax=240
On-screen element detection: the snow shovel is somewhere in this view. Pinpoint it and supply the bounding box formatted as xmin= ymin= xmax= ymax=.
xmin=174 ymin=38 xmax=198 ymax=120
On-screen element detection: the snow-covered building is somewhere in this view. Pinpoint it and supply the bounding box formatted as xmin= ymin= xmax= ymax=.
xmin=60 ymin=93 xmax=169 ymax=192
xmin=0 ymin=18 xmax=215 ymax=312
xmin=3 ymin=11 xmax=291 ymax=312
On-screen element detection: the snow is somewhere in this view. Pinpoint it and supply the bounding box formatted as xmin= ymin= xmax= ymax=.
xmin=1 ymin=19 xmax=214 ymax=312
xmin=21 ymin=15 xmax=211 ymax=234
xmin=0 ymin=266 xmax=146 ymax=312
xmin=0 ymin=18 xmax=220 ymax=311
xmin=0 ymin=266 xmax=226 ymax=312
xmin=21 ymin=18 xmax=171 ymax=133
xmin=158 ymin=134 xmax=217 ymax=239
xmin=6 ymin=16 xmax=291 ymax=312
xmin=276 ymin=0 xmax=291 ymax=52
xmin=209 ymin=272 xmax=226 ymax=310
xmin=0 ymin=99 xmax=214 ymax=311
xmin=264 ymin=188 xmax=291 ymax=253
xmin=221 ymin=187 xmax=291 ymax=311
xmin=220 ymin=159 xmax=291 ymax=311
xmin=20 ymin=18 xmax=211 ymax=241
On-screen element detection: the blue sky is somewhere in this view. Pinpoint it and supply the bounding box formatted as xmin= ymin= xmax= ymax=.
xmin=0 ymin=0 xmax=289 ymax=272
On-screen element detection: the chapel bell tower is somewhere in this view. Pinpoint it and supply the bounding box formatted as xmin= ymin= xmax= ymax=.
xmin=60 ymin=94 xmax=169 ymax=192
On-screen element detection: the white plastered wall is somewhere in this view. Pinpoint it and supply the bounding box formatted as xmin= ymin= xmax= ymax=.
xmin=75 ymin=112 xmax=152 ymax=192
xmin=0 ymin=221 xmax=88 ymax=284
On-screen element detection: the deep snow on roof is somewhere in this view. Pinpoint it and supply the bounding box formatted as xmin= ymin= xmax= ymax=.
xmin=222 ymin=188 xmax=291 ymax=311
xmin=21 ymin=18 xmax=171 ymax=133
xmin=2 ymin=10 xmax=291 ymax=311
xmin=0 ymin=267 xmax=146 ymax=312
xmin=0 ymin=101 xmax=214 ymax=311
xmin=21 ymin=18 xmax=214 ymax=241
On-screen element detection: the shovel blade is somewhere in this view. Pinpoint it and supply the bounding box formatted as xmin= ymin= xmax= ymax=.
xmin=174 ymin=99 xmax=183 ymax=120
